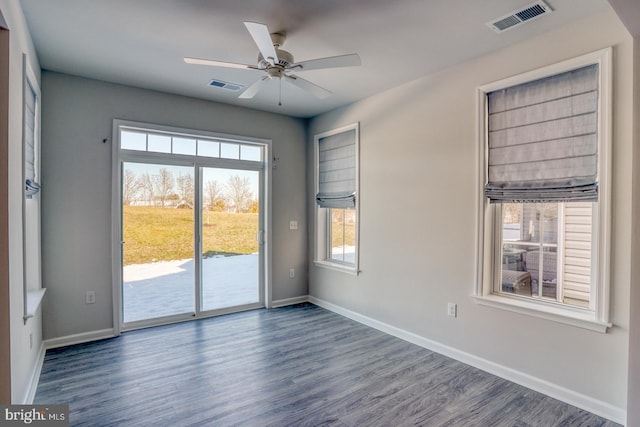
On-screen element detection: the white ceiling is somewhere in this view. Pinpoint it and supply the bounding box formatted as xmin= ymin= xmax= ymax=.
xmin=21 ymin=0 xmax=612 ymax=118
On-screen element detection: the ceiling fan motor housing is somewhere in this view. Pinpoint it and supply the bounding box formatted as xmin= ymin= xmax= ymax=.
xmin=258 ymin=48 xmax=294 ymax=75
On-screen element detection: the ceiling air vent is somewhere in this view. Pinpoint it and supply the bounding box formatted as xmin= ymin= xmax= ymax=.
xmin=208 ymin=79 xmax=244 ymax=92
xmin=487 ymin=1 xmax=552 ymax=33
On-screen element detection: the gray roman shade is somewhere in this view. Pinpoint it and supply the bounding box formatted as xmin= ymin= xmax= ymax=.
xmin=484 ymin=64 xmax=599 ymax=203
xmin=316 ymin=128 xmax=357 ymax=209
xmin=24 ymin=77 xmax=39 ymax=198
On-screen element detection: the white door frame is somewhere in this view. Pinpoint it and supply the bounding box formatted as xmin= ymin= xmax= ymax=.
xmin=110 ymin=119 xmax=272 ymax=334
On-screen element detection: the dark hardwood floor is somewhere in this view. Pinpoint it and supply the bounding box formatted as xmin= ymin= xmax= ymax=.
xmin=35 ymin=303 xmax=620 ymax=426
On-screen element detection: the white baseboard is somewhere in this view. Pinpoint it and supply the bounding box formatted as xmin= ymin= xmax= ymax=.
xmin=308 ymin=296 xmax=626 ymax=425
xmin=271 ymin=295 xmax=309 ymax=308
xmin=20 ymin=343 xmax=46 ymax=404
xmin=43 ymin=328 xmax=117 ymax=350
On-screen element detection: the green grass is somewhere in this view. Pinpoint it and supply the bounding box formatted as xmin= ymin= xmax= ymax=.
xmin=123 ymin=206 xmax=258 ymax=265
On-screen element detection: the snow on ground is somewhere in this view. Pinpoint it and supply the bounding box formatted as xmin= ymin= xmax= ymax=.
xmin=122 ymin=254 xmax=258 ymax=323
xmin=330 ymin=246 xmax=356 ymax=263
xmin=123 ymin=246 xmax=355 ymax=323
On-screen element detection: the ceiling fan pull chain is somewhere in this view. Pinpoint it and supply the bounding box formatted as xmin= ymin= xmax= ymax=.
xmin=278 ymin=78 xmax=282 ymax=106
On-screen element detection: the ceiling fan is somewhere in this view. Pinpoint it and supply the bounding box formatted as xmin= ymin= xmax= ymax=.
xmin=184 ymin=22 xmax=361 ymax=104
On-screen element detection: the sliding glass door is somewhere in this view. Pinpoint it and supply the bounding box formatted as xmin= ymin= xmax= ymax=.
xmin=200 ymin=167 xmax=260 ymax=311
xmin=116 ymin=121 xmax=267 ymax=329
xmin=122 ymin=162 xmax=196 ymax=323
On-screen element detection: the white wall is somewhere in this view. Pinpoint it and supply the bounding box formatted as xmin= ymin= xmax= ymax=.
xmin=40 ymin=72 xmax=308 ymax=340
xmin=0 ymin=0 xmax=43 ymax=403
xmin=308 ymin=9 xmax=631 ymax=422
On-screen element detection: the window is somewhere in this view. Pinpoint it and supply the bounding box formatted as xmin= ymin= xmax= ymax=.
xmin=22 ymin=55 xmax=44 ymax=323
xmin=500 ymin=202 xmax=593 ymax=307
xmin=476 ymin=49 xmax=612 ymax=332
xmin=314 ymin=123 xmax=359 ymax=272
xmin=120 ymin=128 xmax=264 ymax=161
xmin=329 ymin=207 xmax=357 ymax=263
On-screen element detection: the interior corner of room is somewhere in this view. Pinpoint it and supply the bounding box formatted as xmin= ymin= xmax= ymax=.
xmin=2 ymin=0 xmax=640 ymax=426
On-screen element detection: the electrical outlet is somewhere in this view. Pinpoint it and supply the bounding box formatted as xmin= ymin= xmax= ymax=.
xmin=447 ymin=303 xmax=457 ymax=318
xmin=86 ymin=291 xmax=96 ymax=304
xmin=289 ymin=220 xmax=298 ymax=230
xmin=289 ymin=268 xmax=295 ymax=278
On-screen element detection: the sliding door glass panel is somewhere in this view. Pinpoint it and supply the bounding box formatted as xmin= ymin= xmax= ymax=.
xmin=201 ymin=167 xmax=260 ymax=311
xmin=122 ymin=162 xmax=195 ymax=323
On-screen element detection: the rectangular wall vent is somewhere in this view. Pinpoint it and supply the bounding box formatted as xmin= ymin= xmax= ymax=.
xmin=487 ymin=1 xmax=552 ymax=33
xmin=208 ymin=79 xmax=244 ymax=91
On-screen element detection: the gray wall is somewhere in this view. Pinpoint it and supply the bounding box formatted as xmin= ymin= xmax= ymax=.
xmin=308 ymin=9 xmax=632 ymax=420
xmin=40 ymin=72 xmax=308 ymax=340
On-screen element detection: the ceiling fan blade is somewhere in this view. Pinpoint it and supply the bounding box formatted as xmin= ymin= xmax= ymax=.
xmin=239 ymin=76 xmax=270 ymax=99
xmin=285 ymin=74 xmax=332 ymax=99
xmin=184 ymin=57 xmax=259 ymax=70
xmin=244 ymin=22 xmax=278 ymax=65
xmin=291 ymin=53 xmax=361 ymax=72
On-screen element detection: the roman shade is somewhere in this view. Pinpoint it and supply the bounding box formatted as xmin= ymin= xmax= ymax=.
xmin=316 ymin=128 xmax=357 ymax=208
xmin=24 ymin=77 xmax=39 ymax=198
xmin=484 ymin=64 xmax=599 ymax=203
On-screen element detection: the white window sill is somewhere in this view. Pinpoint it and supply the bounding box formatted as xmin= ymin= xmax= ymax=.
xmin=313 ymin=260 xmax=359 ymax=276
xmin=24 ymin=288 xmax=46 ymax=322
xmin=472 ymin=293 xmax=611 ymax=333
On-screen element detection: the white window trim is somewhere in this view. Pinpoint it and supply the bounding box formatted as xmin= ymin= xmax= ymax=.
xmin=22 ymin=54 xmax=44 ymax=323
xmin=474 ymin=48 xmax=612 ymax=333
xmin=313 ymin=122 xmax=360 ymax=274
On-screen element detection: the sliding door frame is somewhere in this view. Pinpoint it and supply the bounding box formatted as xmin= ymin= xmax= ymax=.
xmin=111 ymin=119 xmax=272 ymax=334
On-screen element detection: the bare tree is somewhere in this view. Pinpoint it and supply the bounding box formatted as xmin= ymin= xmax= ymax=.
xmin=204 ymin=180 xmax=222 ymax=209
xmin=176 ymin=173 xmax=194 ymax=208
xmin=152 ymin=168 xmax=175 ymax=207
xmin=122 ymin=169 xmax=140 ymax=206
xmin=225 ymin=175 xmax=253 ymax=213
xmin=137 ymin=172 xmax=155 ymax=206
